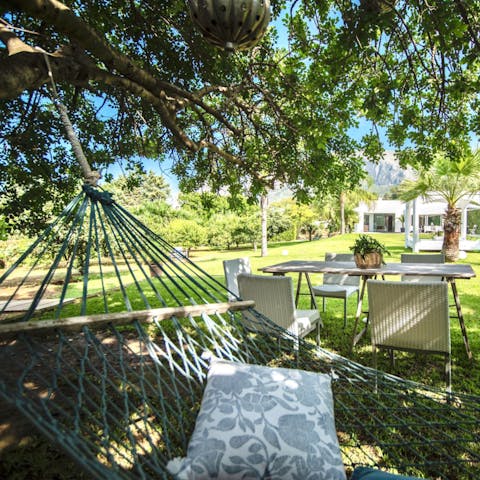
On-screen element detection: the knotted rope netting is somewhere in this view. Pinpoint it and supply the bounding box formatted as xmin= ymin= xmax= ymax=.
xmin=0 ymin=185 xmax=479 ymax=479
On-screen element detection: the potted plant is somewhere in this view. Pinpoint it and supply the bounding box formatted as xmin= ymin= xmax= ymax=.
xmin=350 ymin=234 xmax=390 ymax=268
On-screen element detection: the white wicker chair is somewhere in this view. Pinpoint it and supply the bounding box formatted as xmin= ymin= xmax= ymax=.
xmin=367 ymin=280 xmax=451 ymax=390
xmin=237 ymin=273 xmax=322 ymax=346
xmin=223 ymin=257 xmax=251 ymax=301
xmin=311 ymin=253 xmax=360 ymax=327
xmin=400 ymin=253 xmax=445 ymax=282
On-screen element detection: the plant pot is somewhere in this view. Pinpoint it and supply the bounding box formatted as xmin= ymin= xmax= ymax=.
xmin=354 ymin=252 xmax=383 ymax=269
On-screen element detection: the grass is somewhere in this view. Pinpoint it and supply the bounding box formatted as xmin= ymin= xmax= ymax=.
xmin=191 ymin=233 xmax=480 ymax=396
xmin=1 ymin=232 xmax=479 ymax=479
xmin=4 ymin=232 xmax=478 ymax=395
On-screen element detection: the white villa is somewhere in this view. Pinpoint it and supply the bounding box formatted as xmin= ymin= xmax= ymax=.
xmin=354 ymin=196 xmax=480 ymax=252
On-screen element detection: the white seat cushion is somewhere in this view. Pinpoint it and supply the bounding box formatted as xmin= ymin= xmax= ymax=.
xmin=294 ymin=309 xmax=322 ymax=336
xmin=312 ymin=284 xmax=358 ymax=299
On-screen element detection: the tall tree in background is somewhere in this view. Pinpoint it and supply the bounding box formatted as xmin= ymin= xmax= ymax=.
xmin=260 ymin=194 xmax=269 ymax=257
xmin=104 ymin=170 xmax=173 ymax=232
xmin=105 ymin=170 xmax=171 ymax=206
xmin=314 ymin=175 xmax=377 ymax=234
xmin=177 ymin=192 xmax=230 ymax=220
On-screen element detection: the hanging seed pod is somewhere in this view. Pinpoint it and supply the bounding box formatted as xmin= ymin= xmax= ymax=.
xmin=188 ymin=0 xmax=271 ymax=52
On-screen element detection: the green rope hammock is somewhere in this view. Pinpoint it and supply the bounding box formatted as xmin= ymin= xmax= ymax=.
xmin=0 ymin=186 xmax=479 ymax=479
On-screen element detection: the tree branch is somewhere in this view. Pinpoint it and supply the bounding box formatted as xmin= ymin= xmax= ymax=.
xmin=3 ymin=0 xmax=247 ymax=150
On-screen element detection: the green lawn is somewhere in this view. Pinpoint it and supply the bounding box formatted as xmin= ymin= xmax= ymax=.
xmin=191 ymin=233 xmax=480 ymax=396
xmin=1 ymin=232 xmax=478 ymax=480
xmin=4 ymin=231 xmax=478 ymax=395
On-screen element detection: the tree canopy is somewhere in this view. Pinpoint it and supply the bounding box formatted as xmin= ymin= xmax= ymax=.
xmin=104 ymin=169 xmax=171 ymax=206
xmin=1 ymin=1 xmax=480 ymax=231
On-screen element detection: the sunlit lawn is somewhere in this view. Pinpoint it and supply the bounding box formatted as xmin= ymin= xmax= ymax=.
xmin=191 ymin=233 xmax=480 ymax=396
xmin=5 ymin=232 xmax=479 ymax=395
xmin=1 ymin=232 xmax=478 ymax=480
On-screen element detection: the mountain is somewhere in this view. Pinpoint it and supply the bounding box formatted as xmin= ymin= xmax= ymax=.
xmin=363 ymin=151 xmax=416 ymax=195
xmin=266 ymin=151 xmax=416 ymax=202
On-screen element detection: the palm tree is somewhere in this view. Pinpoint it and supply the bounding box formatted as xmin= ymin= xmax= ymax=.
xmin=399 ymin=150 xmax=480 ymax=261
xmin=343 ymin=178 xmax=377 ymax=233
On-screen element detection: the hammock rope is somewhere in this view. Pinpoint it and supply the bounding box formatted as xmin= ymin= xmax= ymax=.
xmin=0 ymin=187 xmax=479 ymax=480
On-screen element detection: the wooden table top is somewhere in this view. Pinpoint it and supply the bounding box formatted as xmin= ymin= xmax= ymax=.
xmin=259 ymin=260 xmax=476 ymax=279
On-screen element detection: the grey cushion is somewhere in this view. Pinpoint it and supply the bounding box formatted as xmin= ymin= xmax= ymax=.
xmin=167 ymin=358 xmax=346 ymax=479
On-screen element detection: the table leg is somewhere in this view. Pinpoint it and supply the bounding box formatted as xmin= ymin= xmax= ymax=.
xmin=351 ymin=275 xmax=369 ymax=349
xmin=304 ymin=273 xmax=318 ymax=310
xmin=295 ymin=272 xmax=303 ymax=306
xmin=449 ymin=279 xmax=473 ymax=360
xmin=293 ymin=272 xmax=318 ymax=310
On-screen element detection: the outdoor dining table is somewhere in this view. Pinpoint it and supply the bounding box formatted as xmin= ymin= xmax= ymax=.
xmin=259 ymin=260 xmax=476 ymax=359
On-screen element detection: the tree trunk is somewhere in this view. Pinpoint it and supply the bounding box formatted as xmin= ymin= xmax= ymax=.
xmin=340 ymin=192 xmax=346 ymax=235
xmin=442 ymin=205 xmax=461 ymax=262
xmin=260 ymin=194 xmax=268 ymax=257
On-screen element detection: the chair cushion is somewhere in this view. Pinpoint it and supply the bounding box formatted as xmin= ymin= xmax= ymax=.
xmin=351 ymin=466 xmax=422 ymax=479
xmin=312 ymin=284 xmax=359 ymax=299
xmin=295 ymin=309 xmax=322 ymax=336
xmin=166 ymin=358 xmax=346 ymax=480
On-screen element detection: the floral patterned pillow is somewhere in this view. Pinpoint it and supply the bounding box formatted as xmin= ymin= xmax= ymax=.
xmin=167 ymin=359 xmax=346 ymax=479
